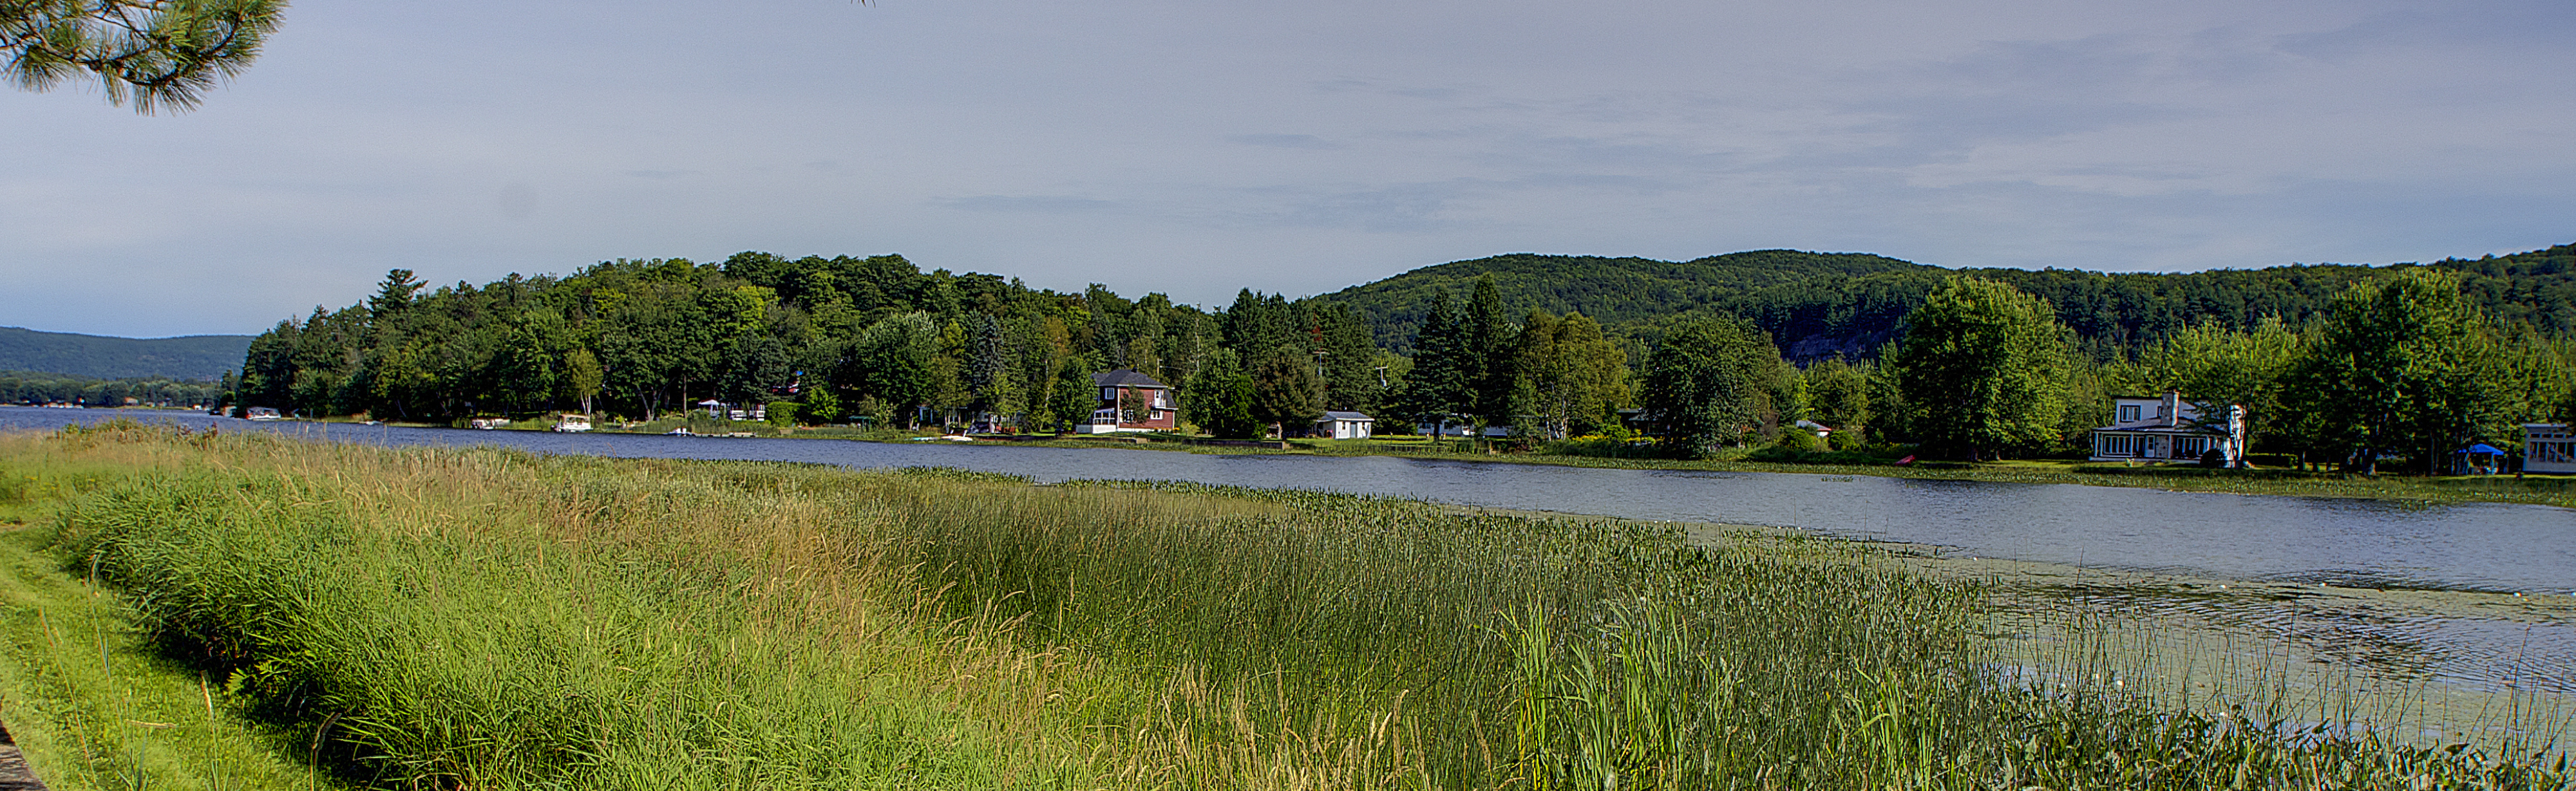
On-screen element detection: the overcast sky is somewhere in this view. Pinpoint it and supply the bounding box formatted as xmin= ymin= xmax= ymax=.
xmin=4 ymin=0 xmax=2571 ymax=338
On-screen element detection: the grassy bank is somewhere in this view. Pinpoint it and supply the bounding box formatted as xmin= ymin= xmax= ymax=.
xmin=0 ymin=423 xmax=2566 ymax=788
xmin=0 ymin=438 xmax=325 ymax=790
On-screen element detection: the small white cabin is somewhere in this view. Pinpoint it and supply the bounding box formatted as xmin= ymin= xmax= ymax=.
xmin=2526 ymin=424 xmax=2576 ymax=474
xmin=1314 ymin=411 xmax=1375 ymax=440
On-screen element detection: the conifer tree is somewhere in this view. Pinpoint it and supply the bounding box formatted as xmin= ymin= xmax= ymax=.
xmin=1399 ymin=291 xmax=1470 ymax=438
xmin=5 ymin=0 xmax=283 ymax=113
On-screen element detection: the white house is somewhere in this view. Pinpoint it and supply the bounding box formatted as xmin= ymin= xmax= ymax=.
xmin=1314 ymin=411 xmax=1375 ymax=440
xmin=2526 ymin=424 xmax=2576 ymax=474
xmin=2089 ymin=391 xmax=2246 ymax=465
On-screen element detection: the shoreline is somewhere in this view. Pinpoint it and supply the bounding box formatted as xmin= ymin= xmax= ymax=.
xmin=32 ymin=407 xmax=2576 ymax=511
xmin=581 ymin=422 xmax=2576 ymax=511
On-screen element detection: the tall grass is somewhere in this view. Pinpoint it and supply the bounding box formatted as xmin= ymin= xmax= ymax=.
xmin=6 ymin=421 xmax=2569 ymax=789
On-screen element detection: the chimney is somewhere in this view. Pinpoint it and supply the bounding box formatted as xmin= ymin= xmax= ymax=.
xmin=2163 ymin=391 xmax=2181 ymax=427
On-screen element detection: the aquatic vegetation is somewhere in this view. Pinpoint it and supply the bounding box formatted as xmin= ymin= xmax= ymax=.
xmin=0 ymin=421 xmax=2564 ymax=789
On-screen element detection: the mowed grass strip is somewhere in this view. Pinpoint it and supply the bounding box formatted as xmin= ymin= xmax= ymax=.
xmin=1 ymin=421 xmax=2569 ymax=790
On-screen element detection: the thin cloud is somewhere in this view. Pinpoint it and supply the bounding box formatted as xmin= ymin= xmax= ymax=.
xmin=940 ymin=194 xmax=1117 ymax=214
xmin=1227 ymin=133 xmax=1339 ymax=149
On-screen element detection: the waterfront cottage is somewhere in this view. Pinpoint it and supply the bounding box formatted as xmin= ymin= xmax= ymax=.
xmin=1081 ymin=369 xmax=1179 ymax=433
xmin=2526 ymin=424 xmax=2576 ymax=474
xmin=2088 ymin=391 xmax=2247 ymax=466
xmin=1313 ymin=411 xmax=1375 ymax=440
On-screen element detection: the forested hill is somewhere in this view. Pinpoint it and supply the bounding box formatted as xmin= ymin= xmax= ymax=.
xmin=1312 ymin=244 xmax=2576 ymax=360
xmin=0 ymin=327 xmax=254 ymax=380
xmin=1309 ymin=250 xmax=1925 ymax=353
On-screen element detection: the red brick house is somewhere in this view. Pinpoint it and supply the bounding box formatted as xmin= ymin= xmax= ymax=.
xmin=1081 ymin=369 xmax=1178 ymax=433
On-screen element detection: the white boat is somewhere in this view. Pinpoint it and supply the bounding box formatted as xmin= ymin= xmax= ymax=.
xmin=665 ymin=427 xmax=695 ymax=436
xmin=552 ymin=414 xmax=592 ymax=433
xmin=245 ymin=407 xmax=282 ymax=421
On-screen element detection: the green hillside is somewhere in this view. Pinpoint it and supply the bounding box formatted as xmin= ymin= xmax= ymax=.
xmin=1309 ymin=250 xmax=1928 ymax=353
xmin=0 ymin=326 xmax=254 ymax=380
xmin=1311 ymin=244 xmax=2576 ymax=360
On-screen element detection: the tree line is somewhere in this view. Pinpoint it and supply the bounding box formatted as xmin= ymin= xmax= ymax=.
xmin=231 ymin=250 xmax=2576 ymax=471
xmin=233 ymin=254 xmax=1399 ymax=438
xmin=1634 ymin=269 xmax=2574 ymax=472
xmin=1314 ymin=244 xmax=2576 ymax=365
xmin=3 ymin=370 xmax=225 ymax=408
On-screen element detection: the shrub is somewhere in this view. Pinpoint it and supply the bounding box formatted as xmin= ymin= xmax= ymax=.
xmin=1775 ymin=429 xmax=1827 ymax=454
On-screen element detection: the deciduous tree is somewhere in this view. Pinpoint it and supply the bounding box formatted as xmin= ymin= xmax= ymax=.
xmin=2285 ymin=270 xmax=2510 ymax=474
xmin=1642 ymin=316 xmax=1779 ymax=459
xmin=1891 ymin=276 xmax=2073 ymax=461
xmin=1803 ymin=355 xmax=1870 ymax=445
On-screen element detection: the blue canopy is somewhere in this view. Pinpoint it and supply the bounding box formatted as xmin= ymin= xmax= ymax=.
xmin=2465 ymin=443 xmax=2505 ymax=455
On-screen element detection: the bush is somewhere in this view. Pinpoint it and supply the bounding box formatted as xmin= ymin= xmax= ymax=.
xmin=1775 ymin=430 xmax=1827 ymax=454
xmin=799 ymin=389 xmax=842 ymax=424
xmin=1828 ymin=429 xmax=1867 ymax=452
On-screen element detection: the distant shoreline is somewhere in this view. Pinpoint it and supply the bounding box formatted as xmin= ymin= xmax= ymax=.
xmin=209 ymin=409 xmax=2576 ymax=512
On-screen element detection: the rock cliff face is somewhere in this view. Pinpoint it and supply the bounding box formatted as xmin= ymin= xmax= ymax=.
xmin=1779 ymin=330 xmax=1897 ymax=364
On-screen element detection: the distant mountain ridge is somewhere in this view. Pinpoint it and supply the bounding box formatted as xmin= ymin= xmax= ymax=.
xmin=1309 ymin=245 xmax=2576 ymax=360
xmin=0 ymin=326 xmax=254 ymax=380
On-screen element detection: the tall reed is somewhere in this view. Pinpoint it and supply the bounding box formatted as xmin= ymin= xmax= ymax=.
xmin=9 ymin=421 xmax=2568 ymax=789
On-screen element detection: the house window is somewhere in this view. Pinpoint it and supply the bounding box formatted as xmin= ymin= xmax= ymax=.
xmin=2117 ymin=405 xmax=2141 ymax=423
xmin=2174 ymin=436 xmax=2211 ymax=459
xmin=1101 ymin=387 xmax=1118 ymax=401
xmin=2099 ymin=434 xmax=2140 ymax=456
xmin=2537 ymin=442 xmax=2576 ymax=464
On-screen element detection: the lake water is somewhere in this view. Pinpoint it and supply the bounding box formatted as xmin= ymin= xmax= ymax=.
xmin=8 ymin=407 xmax=2571 ymax=693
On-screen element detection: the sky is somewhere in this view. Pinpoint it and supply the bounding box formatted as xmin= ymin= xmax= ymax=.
xmin=3 ymin=0 xmax=2572 ymax=338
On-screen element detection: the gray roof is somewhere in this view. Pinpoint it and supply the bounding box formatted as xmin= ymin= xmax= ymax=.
xmin=1319 ymin=411 xmax=1373 ymax=421
xmin=1092 ymin=369 xmax=1168 ymax=387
